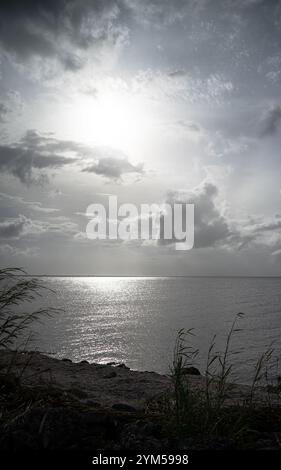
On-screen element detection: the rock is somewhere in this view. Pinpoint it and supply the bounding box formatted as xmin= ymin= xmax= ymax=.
xmin=62 ymin=358 xmax=72 ymax=363
xmin=79 ymin=360 xmax=89 ymax=365
xmin=111 ymin=403 xmax=137 ymax=413
xmin=107 ymin=362 xmax=117 ymax=366
xmin=181 ymin=366 xmax=201 ymax=376
xmin=116 ymin=363 xmax=130 ymax=370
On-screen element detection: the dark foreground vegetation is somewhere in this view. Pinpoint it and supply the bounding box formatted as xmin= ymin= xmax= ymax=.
xmin=0 ymin=268 xmax=281 ymax=451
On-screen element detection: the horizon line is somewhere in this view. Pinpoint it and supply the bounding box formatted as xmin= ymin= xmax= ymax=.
xmin=24 ymin=274 xmax=281 ymax=279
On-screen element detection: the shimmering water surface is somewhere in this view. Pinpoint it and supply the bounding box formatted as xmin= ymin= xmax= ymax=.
xmin=30 ymin=276 xmax=281 ymax=384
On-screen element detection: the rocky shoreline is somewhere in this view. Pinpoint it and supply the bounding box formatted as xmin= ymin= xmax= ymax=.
xmin=0 ymin=351 xmax=280 ymax=451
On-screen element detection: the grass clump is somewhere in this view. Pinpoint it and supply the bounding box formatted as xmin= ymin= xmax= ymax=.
xmin=0 ymin=267 xmax=60 ymax=351
xmin=0 ymin=267 xmax=61 ymax=428
xmin=159 ymin=313 xmax=281 ymax=449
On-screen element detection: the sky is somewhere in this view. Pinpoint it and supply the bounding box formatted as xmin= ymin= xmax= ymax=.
xmin=0 ymin=0 xmax=281 ymax=275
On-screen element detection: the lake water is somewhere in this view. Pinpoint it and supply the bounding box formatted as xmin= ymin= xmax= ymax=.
xmin=29 ymin=276 xmax=281 ymax=384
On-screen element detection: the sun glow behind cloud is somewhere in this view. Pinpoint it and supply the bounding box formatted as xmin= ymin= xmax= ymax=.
xmin=61 ymin=85 xmax=152 ymax=154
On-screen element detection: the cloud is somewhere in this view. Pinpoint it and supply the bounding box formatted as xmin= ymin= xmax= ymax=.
xmin=0 ymin=243 xmax=37 ymax=257
xmin=82 ymin=156 xmax=144 ymax=180
xmin=0 ymin=102 xmax=8 ymax=122
xmin=126 ymin=0 xmax=200 ymax=27
xmin=206 ymin=132 xmax=249 ymax=159
xmin=133 ymin=70 xmax=233 ymax=104
xmin=0 ymin=192 xmax=60 ymax=213
xmin=0 ymin=0 xmax=129 ymax=71
xmin=168 ymin=69 xmax=186 ymax=77
xmin=162 ymin=181 xmax=233 ymax=249
xmin=252 ymin=218 xmax=281 ymax=233
xmin=230 ymin=213 xmax=281 ymax=260
xmin=0 ymin=214 xmax=28 ymax=238
xmin=20 ymin=129 xmax=86 ymax=154
xmin=260 ymin=105 xmax=281 ymax=136
xmin=0 ymin=90 xmax=24 ymax=124
xmin=0 ymin=130 xmax=145 ymax=184
xmin=0 ymin=213 xmax=79 ymax=240
xmin=168 ymin=119 xmax=206 ymax=143
xmin=241 ymin=215 xmax=281 ymax=258
xmin=0 ymin=213 xmax=81 ymax=263
xmin=154 ymin=181 xmax=258 ymax=252
xmin=116 ymin=180 xmax=254 ymax=253
xmin=0 ymin=144 xmax=77 ymax=184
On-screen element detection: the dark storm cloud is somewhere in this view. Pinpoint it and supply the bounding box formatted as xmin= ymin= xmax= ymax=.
xmin=22 ymin=130 xmax=145 ymax=180
xmin=20 ymin=130 xmax=86 ymax=154
xmin=158 ymin=182 xmax=253 ymax=251
xmin=188 ymin=183 xmax=231 ymax=249
xmin=260 ymin=105 xmax=281 ymax=136
xmin=0 ymin=144 xmax=77 ymax=184
xmin=0 ymin=130 xmax=81 ymax=184
xmin=82 ymin=156 xmax=144 ymax=180
xmin=0 ymin=0 xmax=128 ymax=67
xmin=0 ymin=130 xmax=144 ymax=184
xmin=163 ymin=182 xmax=232 ymax=249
